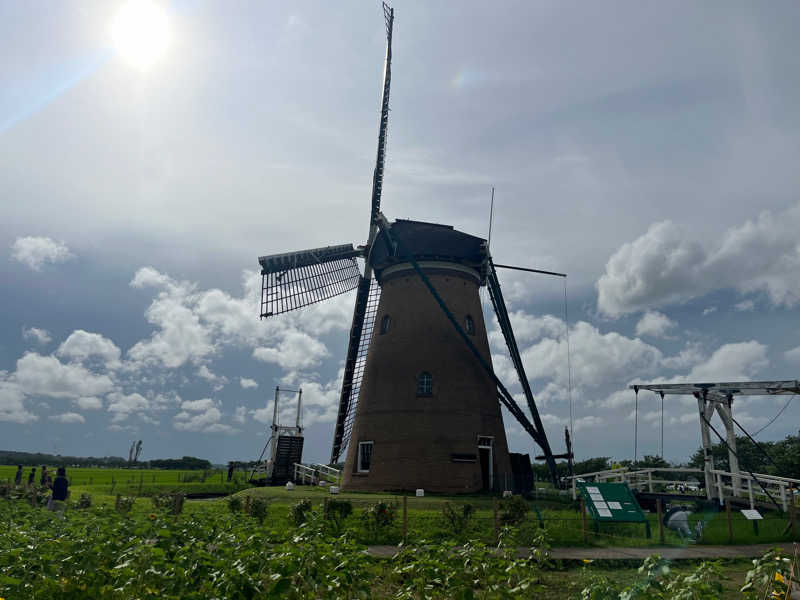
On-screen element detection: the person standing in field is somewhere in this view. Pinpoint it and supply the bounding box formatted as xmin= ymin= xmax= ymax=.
xmin=27 ymin=467 xmax=36 ymax=487
xmin=48 ymin=467 xmax=69 ymax=513
xmin=40 ymin=466 xmax=49 ymax=487
xmin=14 ymin=465 xmax=23 ymax=486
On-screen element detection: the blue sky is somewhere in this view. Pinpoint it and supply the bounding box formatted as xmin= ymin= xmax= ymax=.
xmin=2 ymin=1 xmax=800 ymax=466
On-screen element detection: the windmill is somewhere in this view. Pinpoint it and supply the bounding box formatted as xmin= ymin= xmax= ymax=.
xmin=257 ymin=3 xmax=560 ymax=491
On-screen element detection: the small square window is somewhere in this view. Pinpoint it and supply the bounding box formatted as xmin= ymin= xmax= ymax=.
xmin=416 ymin=372 xmax=433 ymax=396
xmin=358 ymin=441 xmax=373 ymax=472
xmin=380 ymin=315 xmax=391 ymax=335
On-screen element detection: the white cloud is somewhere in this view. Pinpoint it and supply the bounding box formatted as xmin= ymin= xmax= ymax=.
xmin=686 ymin=341 xmax=767 ymax=381
xmin=635 ymin=311 xmax=676 ymax=338
xmin=520 ymin=319 xmax=664 ymax=388
xmin=253 ymin=330 xmax=329 ymax=370
xmin=14 ymin=352 xmax=114 ymax=399
xmin=785 ymin=346 xmax=800 ymax=364
xmin=240 ymin=377 xmax=258 ymax=389
xmin=11 ymin=236 xmax=73 ymax=271
xmin=180 ymin=398 xmax=217 ymax=412
xmin=22 ymin=327 xmax=51 ymax=345
xmin=702 ymin=307 xmax=717 ymax=316
xmin=734 ymin=300 xmax=755 ymax=312
xmin=173 ymin=405 xmax=237 ymax=433
xmin=196 ymin=365 xmax=227 ymax=390
xmin=107 ymin=392 xmax=150 ymax=422
xmin=75 ymin=396 xmax=103 ymax=410
xmin=49 ymin=412 xmax=85 ymax=424
xmin=233 ymin=405 xmax=247 ymax=424
xmin=597 ymin=205 xmax=800 ymax=316
xmin=57 ymin=330 xmax=121 ymax=369
xmin=0 ymin=380 xmax=38 ymax=423
xmin=127 ymin=267 xmax=343 ymax=376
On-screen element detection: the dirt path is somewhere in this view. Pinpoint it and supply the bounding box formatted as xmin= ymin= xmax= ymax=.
xmin=367 ymin=542 xmax=795 ymax=560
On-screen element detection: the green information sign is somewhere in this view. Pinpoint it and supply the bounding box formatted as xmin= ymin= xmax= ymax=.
xmin=577 ymin=482 xmax=650 ymax=537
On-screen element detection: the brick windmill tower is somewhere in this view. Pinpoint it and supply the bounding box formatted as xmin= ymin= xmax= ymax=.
xmin=257 ymin=4 xmax=559 ymax=492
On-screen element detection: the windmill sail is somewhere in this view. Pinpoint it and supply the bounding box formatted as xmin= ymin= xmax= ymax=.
xmin=330 ymin=276 xmax=381 ymax=463
xmin=258 ymin=244 xmax=362 ymax=318
xmin=330 ymin=3 xmax=394 ymax=465
xmin=486 ymin=259 xmax=558 ymax=478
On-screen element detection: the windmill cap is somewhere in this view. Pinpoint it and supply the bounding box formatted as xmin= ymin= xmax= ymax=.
xmin=370 ymin=219 xmax=487 ymax=278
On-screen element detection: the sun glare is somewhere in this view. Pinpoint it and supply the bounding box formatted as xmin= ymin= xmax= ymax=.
xmin=111 ymin=0 xmax=170 ymax=71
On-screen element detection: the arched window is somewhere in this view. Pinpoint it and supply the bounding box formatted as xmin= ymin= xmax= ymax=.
xmin=380 ymin=314 xmax=391 ymax=335
xmin=416 ymin=372 xmax=433 ymax=396
xmin=465 ymin=314 xmax=475 ymax=335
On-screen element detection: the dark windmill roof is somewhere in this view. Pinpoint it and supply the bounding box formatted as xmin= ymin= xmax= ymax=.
xmin=369 ymin=219 xmax=488 ymax=278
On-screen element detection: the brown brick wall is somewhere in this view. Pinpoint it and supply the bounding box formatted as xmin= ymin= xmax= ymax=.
xmin=341 ymin=265 xmax=513 ymax=493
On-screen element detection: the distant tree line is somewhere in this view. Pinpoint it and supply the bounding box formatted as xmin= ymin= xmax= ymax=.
xmin=530 ymin=431 xmax=800 ymax=481
xmin=0 ymin=450 xmax=211 ymax=470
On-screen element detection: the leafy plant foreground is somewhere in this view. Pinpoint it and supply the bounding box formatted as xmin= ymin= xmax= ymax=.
xmin=0 ymin=498 xmax=796 ymax=599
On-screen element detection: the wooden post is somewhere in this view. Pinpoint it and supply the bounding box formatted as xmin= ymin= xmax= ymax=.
xmin=725 ymin=499 xmax=733 ymax=543
xmin=115 ymin=494 xmax=121 ymax=511
xmin=402 ymin=495 xmax=409 ymax=536
xmin=657 ymin=498 xmax=665 ymax=544
xmin=580 ymin=498 xmax=588 ymax=544
xmin=323 ymin=497 xmax=329 ymax=520
xmin=492 ymin=497 xmax=500 ymax=544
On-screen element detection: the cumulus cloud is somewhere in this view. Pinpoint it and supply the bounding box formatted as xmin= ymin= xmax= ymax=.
xmin=173 ymin=403 xmax=237 ymax=434
xmin=597 ymin=204 xmax=800 ymax=316
xmin=127 ymin=267 xmax=345 ymax=375
xmin=11 ymin=236 xmax=73 ymax=271
xmin=49 ymin=412 xmax=85 ymax=424
xmin=253 ymin=331 xmax=329 ymax=370
xmin=785 ymin=346 xmax=800 ymax=364
xmin=240 ymin=377 xmax=258 ymax=389
xmin=14 ymin=352 xmax=114 ymax=399
xmin=22 ymin=327 xmax=51 ymax=345
xmin=635 ymin=311 xmax=676 ymax=338
xmin=0 ymin=380 xmax=37 ymax=423
xmin=734 ymin=300 xmax=755 ymax=312
xmin=57 ymin=330 xmax=121 ymax=369
xmin=702 ymin=307 xmax=717 ymax=316
xmin=75 ymin=396 xmax=103 ymax=410
xmin=107 ymin=392 xmax=150 ymax=422
xmin=180 ymin=398 xmax=217 ymax=412
xmin=233 ymin=405 xmax=247 ymax=424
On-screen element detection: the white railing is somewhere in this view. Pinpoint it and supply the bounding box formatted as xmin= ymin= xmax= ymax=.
xmin=292 ymin=463 xmax=341 ymax=486
xmin=568 ymin=466 xmax=799 ymax=512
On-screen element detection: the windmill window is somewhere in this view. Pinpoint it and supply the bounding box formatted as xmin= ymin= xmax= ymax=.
xmin=416 ymin=372 xmax=433 ymax=396
xmin=380 ymin=314 xmax=391 ymax=334
xmin=357 ymin=441 xmax=373 ymax=473
xmin=465 ymin=315 xmax=475 ymax=335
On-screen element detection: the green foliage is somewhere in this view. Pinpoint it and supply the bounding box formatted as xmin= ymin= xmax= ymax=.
xmin=441 ymin=502 xmax=474 ymax=536
xmin=115 ymin=495 xmax=135 ymax=514
xmin=0 ymin=499 xmax=374 ymax=599
xmin=361 ymin=500 xmax=397 ymax=542
xmin=77 ymin=493 xmax=92 ymax=509
xmin=689 ymin=431 xmax=800 ymax=478
xmin=581 ymin=554 xmax=725 ymax=599
xmin=227 ymin=495 xmax=243 ymax=514
xmin=390 ymin=529 xmax=549 ymax=598
xmin=500 ymin=495 xmax=530 ymax=525
xmin=291 ymin=499 xmax=313 ymax=526
xmin=326 ymin=499 xmax=353 ymax=533
xmin=249 ymin=496 xmax=271 ymax=524
xmin=740 ymin=547 xmax=797 ymax=599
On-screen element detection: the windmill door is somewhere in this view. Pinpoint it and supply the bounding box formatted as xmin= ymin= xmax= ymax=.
xmin=478 ymin=436 xmax=494 ymax=491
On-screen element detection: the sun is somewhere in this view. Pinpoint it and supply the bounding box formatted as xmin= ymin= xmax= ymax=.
xmin=111 ymin=0 xmax=170 ymax=71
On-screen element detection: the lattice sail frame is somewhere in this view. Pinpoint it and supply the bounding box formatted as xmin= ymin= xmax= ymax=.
xmin=258 ymin=244 xmax=362 ymax=318
xmin=334 ymin=277 xmax=381 ymax=462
